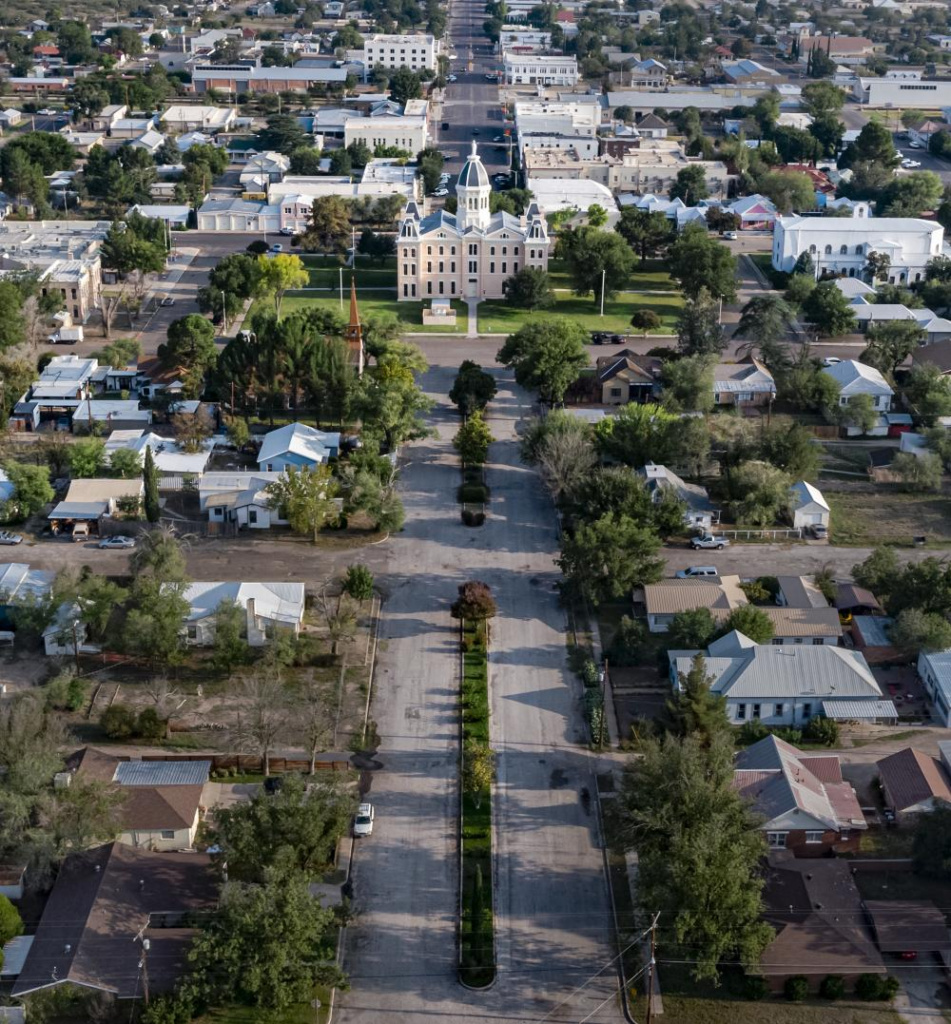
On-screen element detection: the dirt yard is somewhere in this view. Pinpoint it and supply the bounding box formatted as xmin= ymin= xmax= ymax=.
xmin=823 ymin=482 xmax=951 ymax=547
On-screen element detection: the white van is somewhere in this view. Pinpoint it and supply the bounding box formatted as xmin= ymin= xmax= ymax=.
xmin=675 ymin=566 xmax=719 ymax=578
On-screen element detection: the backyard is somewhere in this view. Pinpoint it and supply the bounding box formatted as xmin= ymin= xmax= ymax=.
xmin=823 ymin=485 xmax=951 ymax=547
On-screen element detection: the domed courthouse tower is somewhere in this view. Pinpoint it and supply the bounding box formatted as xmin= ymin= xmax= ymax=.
xmin=396 ymin=142 xmax=550 ymax=302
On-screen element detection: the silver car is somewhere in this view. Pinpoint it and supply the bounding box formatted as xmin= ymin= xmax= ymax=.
xmin=0 ymin=531 xmax=22 ymax=545
xmin=98 ymin=535 xmax=136 ymax=549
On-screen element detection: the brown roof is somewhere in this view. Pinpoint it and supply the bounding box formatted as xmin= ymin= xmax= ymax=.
xmin=799 ymin=35 xmax=873 ymax=54
xmin=913 ymin=338 xmax=951 ymax=374
xmin=761 ymin=856 xmax=885 ymax=977
xmin=865 ymin=900 xmax=951 ymax=954
xmin=12 ymin=843 xmax=216 ymax=999
xmin=877 ymin=747 xmax=951 ymax=812
xmin=638 ymin=575 xmax=747 ymax=617
xmin=798 ymin=755 xmax=844 ymax=784
xmin=121 ymin=785 xmax=203 ymax=831
xmin=595 ymin=349 xmax=660 ymax=385
xmin=65 ymin=746 xmax=124 ymax=782
xmin=761 ymin=606 xmax=843 ymax=639
xmin=835 ymin=583 xmax=882 ymax=613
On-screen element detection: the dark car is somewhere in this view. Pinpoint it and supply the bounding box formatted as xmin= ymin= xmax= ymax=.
xmin=610 ymin=334 xmax=624 ymax=344
xmin=590 ymin=331 xmax=608 ymax=345
xmin=441 ymin=121 xmax=449 ymax=130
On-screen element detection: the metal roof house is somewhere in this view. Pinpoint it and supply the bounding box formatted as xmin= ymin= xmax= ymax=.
xmin=711 ymin=359 xmax=776 ymax=407
xmin=257 ymin=422 xmax=341 ymax=471
xmin=789 ymin=480 xmax=830 ymax=530
xmin=175 ymin=581 xmax=306 ymax=647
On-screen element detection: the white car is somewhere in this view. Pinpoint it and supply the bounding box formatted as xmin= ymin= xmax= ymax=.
xmin=38 ymin=108 xmax=57 ymax=115
xmin=354 ymin=803 xmax=374 ymax=837
xmin=98 ymin=535 xmax=136 ymax=549
xmin=723 ymin=230 xmax=738 ymax=240
xmin=447 ymin=74 xmax=458 ymax=82
xmin=433 ymin=188 xmax=449 ymax=197
xmin=0 ymin=531 xmax=22 ymax=546
xmin=909 ymin=140 xmax=924 ymax=149
xmin=902 ymin=159 xmax=921 ymax=168
xmin=160 ymin=296 xmax=175 ymax=307
xmin=690 ymin=533 xmax=729 ymax=550
xmin=279 ymin=226 xmax=296 ymax=236
xmin=822 ymin=356 xmax=841 ymax=367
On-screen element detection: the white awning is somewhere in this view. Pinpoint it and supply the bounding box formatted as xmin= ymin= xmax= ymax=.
xmin=822 ymin=700 xmax=898 ymax=721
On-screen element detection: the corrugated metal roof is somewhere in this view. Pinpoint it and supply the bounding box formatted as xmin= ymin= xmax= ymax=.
xmin=641 ymin=575 xmax=747 ymax=616
xmin=114 ymin=761 xmax=211 ymax=787
xmin=761 ymin=606 xmax=842 ymax=638
xmin=823 ymin=699 xmax=898 ymax=720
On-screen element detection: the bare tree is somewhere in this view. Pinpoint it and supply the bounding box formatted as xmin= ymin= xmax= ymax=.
xmin=316 ymin=585 xmax=358 ymax=657
xmin=536 ymin=429 xmax=597 ymax=502
xmin=144 ymin=675 xmax=183 ymax=717
xmin=294 ymin=674 xmax=333 ymax=774
xmin=234 ymin=675 xmax=291 ymax=776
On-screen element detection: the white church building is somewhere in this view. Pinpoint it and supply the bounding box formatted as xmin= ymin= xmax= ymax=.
xmin=396 ymin=142 xmax=550 ymax=302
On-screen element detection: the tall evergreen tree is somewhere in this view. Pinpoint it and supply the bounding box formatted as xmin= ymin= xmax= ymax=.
xmin=143 ymin=445 xmax=160 ymax=523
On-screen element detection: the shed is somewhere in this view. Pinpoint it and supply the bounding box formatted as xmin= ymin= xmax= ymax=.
xmin=865 ymin=901 xmax=951 ymax=956
xmin=877 ymin=747 xmax=951 ymax=821
xmin=789 ymin=480 xmax=830 ymax=529
xmin=852 ymin=615 xmax=897 ymax=664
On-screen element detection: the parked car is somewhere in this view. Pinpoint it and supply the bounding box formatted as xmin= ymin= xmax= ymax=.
xmin=433 ymin=188 xmax=449 ymax=197
xmin=160 ymin=295 xmax=175 ymax=306
xmin=269 ymin=243 xmax=284 ymax=253
xmin=822 ymin=356 xmax=841 ymax=367
xmin=0 ymin=532 xmax=22 ymax=546
xmin=279 ymin=226 xmax=296 ymax=236
xmin=901 ymin=158 xmax=921 ymax=168
xmin=690 ymin=533 xmax=729 ymax=550
xmin=484 ymin=73 xmax=496 ymax=80
xmin=98 ymin=535 xmax=136 ymax=549
xmin=447 ymin=74 xmax=458 ymax=82
xmin=675 ymin=565 xmax=719 ymax=578
xmin=354 ymin=802 xmax=375 ymax=837
xmin=723 ymin=230 xmax=738 ymax=240
xmin=811 ymin=523 xmax=828 ymax=540
xmin=471 ymin=128 xmax=480 ymax=135
xmin=590 ymin=331 xmax=608 ymax=345
xmin=909 ymin=140 xmax=924 ymax=149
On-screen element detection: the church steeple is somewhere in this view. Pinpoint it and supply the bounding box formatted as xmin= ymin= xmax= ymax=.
xmin=455 ymin=141 xmax=491 ymax=231
xmin=345 ymin=276 xmax=365 ymax=377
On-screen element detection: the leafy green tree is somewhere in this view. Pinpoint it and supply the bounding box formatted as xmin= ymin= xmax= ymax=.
xmin=186 ymin=871 xmax=345 ymax=1011
xmin=1 ymin=462 xmax=53 ymax=520
xmin=594 ymin=402 xmax=678 ymax=466
xmin=615 ymin=208 xmax=672 ymax=259
xmin=130 ymin=526 xmax=188 ymax=583
xmin=67 ymin=438 xmax=106 ymax=478
xmin=664 ymin=654 xmax=731 ymax=745
xmin=758 ymin=170 xmax=816 ymax=214
xmin=450 ymin=360 xmax=497 ymax=416
xmin=631 ymin=309 xmax=662 ymax=336
xmin=905 ymin=362 xmax=951 ymax=425
xmin=801 ymin=80 xmax=846 ymax=118
xmin=101 ymin=704 xmax=136 ymax=739
xmin=837 ymin=392 xmax=879 ymax=434
xmin=353 ymin=341 xmax=432 ymax=451
xmin=211 ymin=599 xmax=248 ymax=674
xmin=613 ymin=732 xmax=772 ymax=981
xmin=661 ymin=353 xmax=714 ymax=413
xmin=255 ymin=253 xmax=308 ymax=318
xmin=669 ymin=164 xmax=708 ymax=205
xmin=722 ymin=605 xmax=774 ymax=643
xmin=58 ymin=20 xmax=96 ymax=63
xmin=587 ymin=203 xmax=608 ymax=228
xmin=839 ymin=120 xmax=900 ymax=196
xmin=328 ymin=149 xmax=353 ymax=176
xmin=729 ymin=460 xmax=791 ymax=526
xmin=877 ymin=171 xmax=943 ymax=217
xmin=558 ymin=226 xmax=637 ymax=304
xmin=667 ymin=609 xmax=717 ymax=651
xmin=892 ymin=451 xmax=943 ymax=492
xmin=343 ymin=564 xmax=374 ymax=603
xmin=453 ymin=410 xmax=494 ymax=465
xmin=0 ymin=895 xmax=22 ymax=945
xmin=158 ymin=315 xmax=218 ymax=398
xmin=676 ymin=288 xmax=724 ymax=357
xmin=502 ymin=267 xmax=555 ymax=310
xmin=889 ymin=606 xmax=951 ymax=656
xmin=802 ymin=281 xmax=857 ymax=337
xmin=0 ymin=283 xmax=26 ymax=352
xmin=785 ymin=272 xmax=816 ymax=308
xmin=256 ymin=113 xmax=310 ymax=155
xmin=862 ymin=321 xmax=925 ymax=375
xmin=300 ymin=194 xmax=351 ymax=257
xmin=143 ymin=446 xmax=160 ymax=523
xmin=558 ymin=513 xmax=664 ymax=606
xmin=389 ymin=67 xmax=422 ymax=105
xmin=735 ymin=295 xmax=794 ymax=365
xmin=668 ymin=223 xmax=737 ymax=300
xmin=913 ymin=802 xmax=951 ymax=878
xmin=1 ymin=148 xmax=48 ymax=208
xmin=496 ymin=318 xmax=589 ymax=406
xmin=266 ymin=465 xmax=339 ymax=542
xmin=416 ymin=147 xmax=445 ymax=194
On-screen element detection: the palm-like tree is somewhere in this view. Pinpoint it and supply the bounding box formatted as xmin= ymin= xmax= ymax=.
xmin=734 ymin=294 xmax=795 ymax=369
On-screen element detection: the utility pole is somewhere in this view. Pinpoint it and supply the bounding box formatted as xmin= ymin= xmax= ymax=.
xmin=599 ymin=267 xmax=605 ymax=317
xmin=645 ymin=913 xmax=659 ymax=1024
xmin=134 ymin=929 xmax=151 ymax=1006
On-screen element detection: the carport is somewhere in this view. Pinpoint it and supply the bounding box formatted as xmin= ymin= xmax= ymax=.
xmin=865 ymin=901 xmax=951 ymax=959
xmin=823 ymin=699 xmax=899 ymax=724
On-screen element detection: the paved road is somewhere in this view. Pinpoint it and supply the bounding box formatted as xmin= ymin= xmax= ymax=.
xmin=337 ymin=374 xmax=622 ymax=1022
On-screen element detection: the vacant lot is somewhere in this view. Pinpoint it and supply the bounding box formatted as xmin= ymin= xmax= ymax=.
xmin=824 ymin=486 xmax=951 ymax=547
xmin=647 ymin=995 xmax=902 ymax=1024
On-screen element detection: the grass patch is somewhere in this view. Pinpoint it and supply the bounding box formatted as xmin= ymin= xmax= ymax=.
xmin=748 ymin=253 xmax=789 ymax=289
xmin=460 ymin=618 xmax=495 ymax=988
xmin=854 ymin=828 xmax=915 ymax=859
xmin=825 ymin=488 xmax=951 ymax=547
xmin=477 ymin=290 xmax=683 ymax=334
xmin=547 ymin=256 xmax=680 ymax=293
xmin=850 ymin=730 xmax=919 ymax=749
xmin=195 ymin=988 xmax=331 ymax=1024
xmin=277 ymin=292 xmax=467 ymax=332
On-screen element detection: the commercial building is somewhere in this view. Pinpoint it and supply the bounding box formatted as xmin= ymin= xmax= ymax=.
xmin=852 ymin=74 xmax=951 ymax=107
xmin=160 ymin=104 xmax=236 ymax=133
xmin=397 ymin=142 xmax=550 ymax=301
xmin=363 ymin=33 xmax=438 ymax=72
xmin=342 ymin=111 xmax=428 ymax=153
xmin=190 ymin=64 xmax=348 ymax=93
xmin=503 ymin=52 xmax=579 ymax=86
xmin=772 ymin=215 xmax=944 ymax=283
xmin=514 ymin=98 xmax=601 ymax=136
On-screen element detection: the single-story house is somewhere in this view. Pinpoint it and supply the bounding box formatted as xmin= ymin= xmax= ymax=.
xmin=638 ymin=462 xmax=715 ymax=531
xmin=0 ymin=109 xmax=22 ymax=129
xmin=851 ymin=302 xmax=919 ymax=332
xmin=788 ymin=480 xmax=830 ymax=531
xmin=877 ymin=747 xmax=951 ymax=822
xmin=71 ymin=399 xmax=151 ymax=433
xmin=11 ymin=842 xmax=216 ymax=1001
xmin=728 ymin=193 xmax=777 ymax=230
xmin=42 ymin=602 xmax=100 ymax=657
xmin=670 ymin=629 xmax=893 ymax=726
xmin=851 ymin=615 xmax=897 ymax=664
xmin=760 ymin=606 xmax=842 ymax=645
xmin=865 ymin=901 xmax=951 ymax=959
xmin=711 ymin=359 xmax=776 ymax=407
xmin=822 ymin=359 xmax=894 ymax=412
xmin=917 ymin=649 xmax=951 ymax=726
xmin=48 ymin=479 xmax=144 ymax=531
xmin=257 ymin=422 xmax=341 ymax=471
xmin=636 ymin=575 xmax=747 ymax=633
xmin=177 ymin=581 xmax=306 ymax=646
xmin=776 ymin=575 xmax=830 ymax=610
xmin=734 ymin=735 xmax=866 ymax=855
xmin=198 ymin=471 xmax=288 ymax=529
xmin=759 ymin=856 xmax=885 ymax=993
xmin=834 ymin=277 xmax=876 ymax=301
xmin=0 ymin=564 xmax=54 ymax=624
xmin=595 ymin=350 xmax=661 ymax=405
xmin=104 ymin=430 xmax=214 ymax=485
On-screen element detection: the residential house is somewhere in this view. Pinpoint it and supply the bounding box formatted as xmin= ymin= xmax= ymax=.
xmin=759 ymin=857 xmax=885 ymax=993
xmin=634 ymin=112 xmax=668 ymax=136
xmin=728 ymin=193 xmax=777 ymax=230
xmin=760 ymin=606 xmax=842 ymax=645
xmin=711 ymin=359 xmax=776 ymax=407
xmin=776 ymin=575 xmax=830 ymax=610
xmin=639 ymin=462 xmax=715 ymax=531
xmin=48 ymin=479 xmax=144 ymax=533
xmin=71 ymin=400 xmax=151 ymax=433
xmin=104 ymin=430 xmax=214 ymax=486
xmin=876 ymin=747 xmax=951 ymax=822
xmin=89 ymin=104 xmax=129 ymax=131
xmin=917 ymin=648 xmax=951 ymax=726
xmin=178 ymin=581 xmax=306 ymax=646
xmin=851 ymin=302 xmax=920 ymax=332
xmin=789 ymin=481 xmax=830 ymax=531
xmin=595 ymin=350 xmax=661 ymax=405
xmin=130 ymin=128 xmax=166 ymax=156
xmin=42 ymin=602 xmax=99 ymax=658
xmin=160 ymin=104 xmax=236 ymax=134
xmin=734 ymin=735 xmax=866 ymax=855
xmin=669 ymin=630 xmax=894 ymax=725
xmin=198 ymin=471 xmax=288 ymax=529
xmin=834 ymin=277 xmax=876 ymax=302
xmin=8 ymin=354 xmax=99 ymax=431
xmin=257 ymin=422 xmax=340 ymax=471
xmin=11 ymin=843 xmax=216 ymax=1001
xmin=0 ymin=110 xmax=22 ymax=129
xmin=851 ymin=614 xmax=897 ymax=664
xmin=822 ymin=359 xmax=894 ymax=412
xmin=637 ymin=575 xmax=747 ymax=633
xmin=908 ymin=119 xmax=950 ymax=146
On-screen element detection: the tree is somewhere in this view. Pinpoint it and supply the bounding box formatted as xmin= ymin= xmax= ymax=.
xmin=862 ymin=321 xmax=925 ymax=375
xmin=122 ymin=584 xmax=189 ymax=670
xmin=101 ymin=704 xmax=137 ymax=739
xmin=502 ymin=267 xmax=555 ymax=311
xmin=130 ymin=525 xmax=188 ymax=584
xmin=558 ymin=513 xmax=664 ymax=606
xmin=530 ymin=416 xmax=598 ymax=503
xmin=661 ymin=353 xmax=714 ymax=413
xmin=158 ymin=315 xmax=218 ymax=397
xmin=587 ymin=203 xmax=608 ymax=228
xmin=837 ymin=392 xmax=879 ymax=435
xmin=357 ymin=228 xmax=396 ymax=265
xmin=905 ymin=363 xmax=951 ymax=425
xmin=454 ymin=411 xmax=494 ymax=465
xmin=416 ymin=147 xmax=445 ymax=194
xmin=300 ymin=195 xmax=351 ymax=257
xmin=462 ymin=741 xmax=495 ymax=808
xmin=2 ymin=462 xmax=53 ymax=521
xmin=67 ymin=438 xmax=106 ymax=478
xmin=631 ymin=309 xmax=662 ymax=336
xmin=0 ymin=283 xmax=26 ymax=352
xmin=58 ymin=20 xmax=96 ymax=63
xmin=729 ymin=460 xmax=791 ymax=526
xmin=801 ymin=80 xmax=846 ymax=119
xmin=256 ymin=114 xmax=310 ymax=155
xmin=839 ymin=121 xmax=900 ymax=193
xmin=0 ymin=895 xmax=22 ymax=946
xmin=877 ymin=172 xmax=943 ymax=217
xmin=913 ymin=802 xmax=951 ymax=879
xmin=450 ymin=361 xmax=497 ymax=416
xmin=889 ymin=607 xmax=951 ymax=657
xmin=613 ymin=732 xmax=772 ymax=981
xmin=343 ymin=564 xmax=374 ymax=603
xmin=892 ymin=451 xmax=943 ymax=492
xmin=266 ymin=465 xmax=339 ymax=542
xmin=143 ymin=446 xmax=160 ymax=523
xmin=346 ymin=139 xmax=373 ymax=169
xmin=616 ymin=208 xmax=672 ymax=259
xmin=722 ymin=605 xmax=774 ymax=643
xmin=496 ymin=318 xmax=589 ymax=406
xmin=451 ymin=581 xmax=497 ymax=621
xmin=186 ymin=872 xmax=344 ymax=1012
xmin=667 ymin=609 xmax=717 ymax=651
xmin=664 ymin=654 xmax=731 ymax=745
xmin=558 ymin=227 xmax=637 ymax=304
xmin=802 ymin=281 xmax=857 ymax=337
xmin=389 ymin=67 xmax=422 ymax=105
xmin=734 ymin=294 xmax=795 ymax=363
xmin=676 ymin=288 xmax=724 ymax=357
xmin=668 ymin=223 xmax=737 ymax=301
xmin=669 ymin=164 xmax=709 ymax=205
xmin=328 ymin=149 xmax=352 ymax=176
xmin=758 ymin=170 xmax=816 ymax=214
xmin=210 ymin=773 xmax=352 ymax=882
xmin=255 ymin=253 xmax=308 ymax=318
xmin=30 ymin=777 xmax=124 ymax=870
xmin=211 ymin=599 xmax=248 ymax=674
xmin=353 ymin=341 xmax=432 ymax=451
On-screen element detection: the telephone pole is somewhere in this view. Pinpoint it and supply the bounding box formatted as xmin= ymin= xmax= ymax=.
xmin=645 ymin=912 xmax=659 ymax=1024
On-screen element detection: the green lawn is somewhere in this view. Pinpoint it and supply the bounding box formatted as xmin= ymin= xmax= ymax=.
xmin=548 ymin=256 xmax=680 ymax=293
xmin=477 ymin=290 xmax=682 ymax=334
xmin=279 ymin=291 xmax=468 ymax=332
xmin=298 ymin=256 xmax=397 ymax=290
xmin=196 ymin=987 xmax=332 ymax=1024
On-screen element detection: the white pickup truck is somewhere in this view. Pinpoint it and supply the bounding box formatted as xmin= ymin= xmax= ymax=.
xmin=690 ymin=533 xmax=729 ymax=551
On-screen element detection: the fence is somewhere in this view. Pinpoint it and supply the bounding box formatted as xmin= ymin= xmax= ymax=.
xmin=714 ymin=527 xmax=803 ymax=541
xmin=140 ymin=752 xmax=352 ymax=774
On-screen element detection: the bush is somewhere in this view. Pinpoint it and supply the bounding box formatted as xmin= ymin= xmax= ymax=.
xmin=606 ymin=615 xmax=645 ymax=666
xmin=856 ymin=973 xmax=888 ymax=1000
xmin=462 ymin=509 xmax=485 ymax=527
xmin=736 ymin=720 xmax=770 ymax=746
xmin=136 ymin=707 xmax=166 ymax=741
xmin=460 ymin=484 xmax=489 ymax=503
xmin=743 ymin=975 xmax=769 ymax=1001
xmin=246 ymin=240 xmax=269 ymax=254
xmin=451 ymin=581 xmax=497 ymax=621
xmin=580 ymin=659 xmax=601 ymax=687
xmin=784 ymin=975 xmax=809 ymax=1002
xmin=45 ymin=671 xmax=86 ymax=711
xmin=820 ymin=975 xmax=845 ymax=1001
xmin=774 ymin=726 xmax=803 ymax=744
xmin=880 ymin=976 xmax=900 ymax=1001
xmin=804 ymin=716 xmax=839 ymax=747
xmin=100 ymin=703 xmax=136 ymax=739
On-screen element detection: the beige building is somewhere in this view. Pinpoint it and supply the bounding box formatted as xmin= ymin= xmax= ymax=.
xmin=396 ymin=142 xmax=550 ymax=301
xmin=364 ymin=33 xmax=438 ymax=72
xmin=343 ymin=113 xmax=428 ymax=154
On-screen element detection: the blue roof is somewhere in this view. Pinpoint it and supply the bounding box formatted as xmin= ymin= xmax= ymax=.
xmin=114 ymin=761 xmax=212 ymax=786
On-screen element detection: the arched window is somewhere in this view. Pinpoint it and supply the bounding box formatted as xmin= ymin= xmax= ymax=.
xmin=824 ymin=245 xmax=832 ymax=255
xmin=809 ymin=244 xmax=817 ymax=254
xmin=840 ymin=245 xmax=848 ymax=254
xmin=855 ymin=245 xmax=863 ymax=255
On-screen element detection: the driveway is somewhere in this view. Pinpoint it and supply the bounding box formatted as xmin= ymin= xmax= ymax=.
xmin=337 ymin=365 xmax=621 ymax=1023
xmin=892 ymin=963 xmax=951 ymax=1024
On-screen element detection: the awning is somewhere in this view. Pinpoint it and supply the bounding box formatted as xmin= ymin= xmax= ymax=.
xmin=822 ymin=700 xmax=898 ymax=721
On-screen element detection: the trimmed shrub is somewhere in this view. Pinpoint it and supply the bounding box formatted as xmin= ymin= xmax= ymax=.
xmin=880 ymin=976 xmax=900 ymax=1001
xmin=101 ymin=704 xmax=136 ymax=740
xmin=136 ymin=708 xmax=166 ymax=741
xmin=820 ymin=975 xmax=845 ymax=1001
xmin=743 ymin=975 xmax=769 ymax=1001
xmin=856 ymin=973 xmax=887 ymax=1000
xmin=460 ymin=484 xmax=489 ymax=504
xmin=462 ymin=509 xmax=485 ymax=527
xmin=784 ymin=976 xmax=809 ymax=1002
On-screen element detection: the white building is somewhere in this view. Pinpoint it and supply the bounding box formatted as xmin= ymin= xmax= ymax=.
xmin=363 ymin=33 xmax=438 ymax=72
xmin=822 ymin=359 xmax=894 ymax=411
xmin=503 ymin=52 xmax=579 ymax=86
xmin=919 ymin=649 xmax=951 ymax=726
xmin=178 ymin=581 xmax=306 ymax=646
xmin=789 ymin=481 xmax=830 ymax=530
xmin=199 ymin=471 xmax=288 ymax=530
xmin=397 ymin=142 xmax=550 ymax=302
xmin=852 ymin=76 xmax=951 ymax=107
xmin=160 ymin=104 xmax=236 ymax=134
xmin=772 ymin=215 xmax=944 ymax=284
xmin=343 ymin=113 xmax=428 ymax=154
xmin=498 ymin=28 xmax=553 ymax=52
xmin=514 ymin=98 xmax=601 ymax=136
